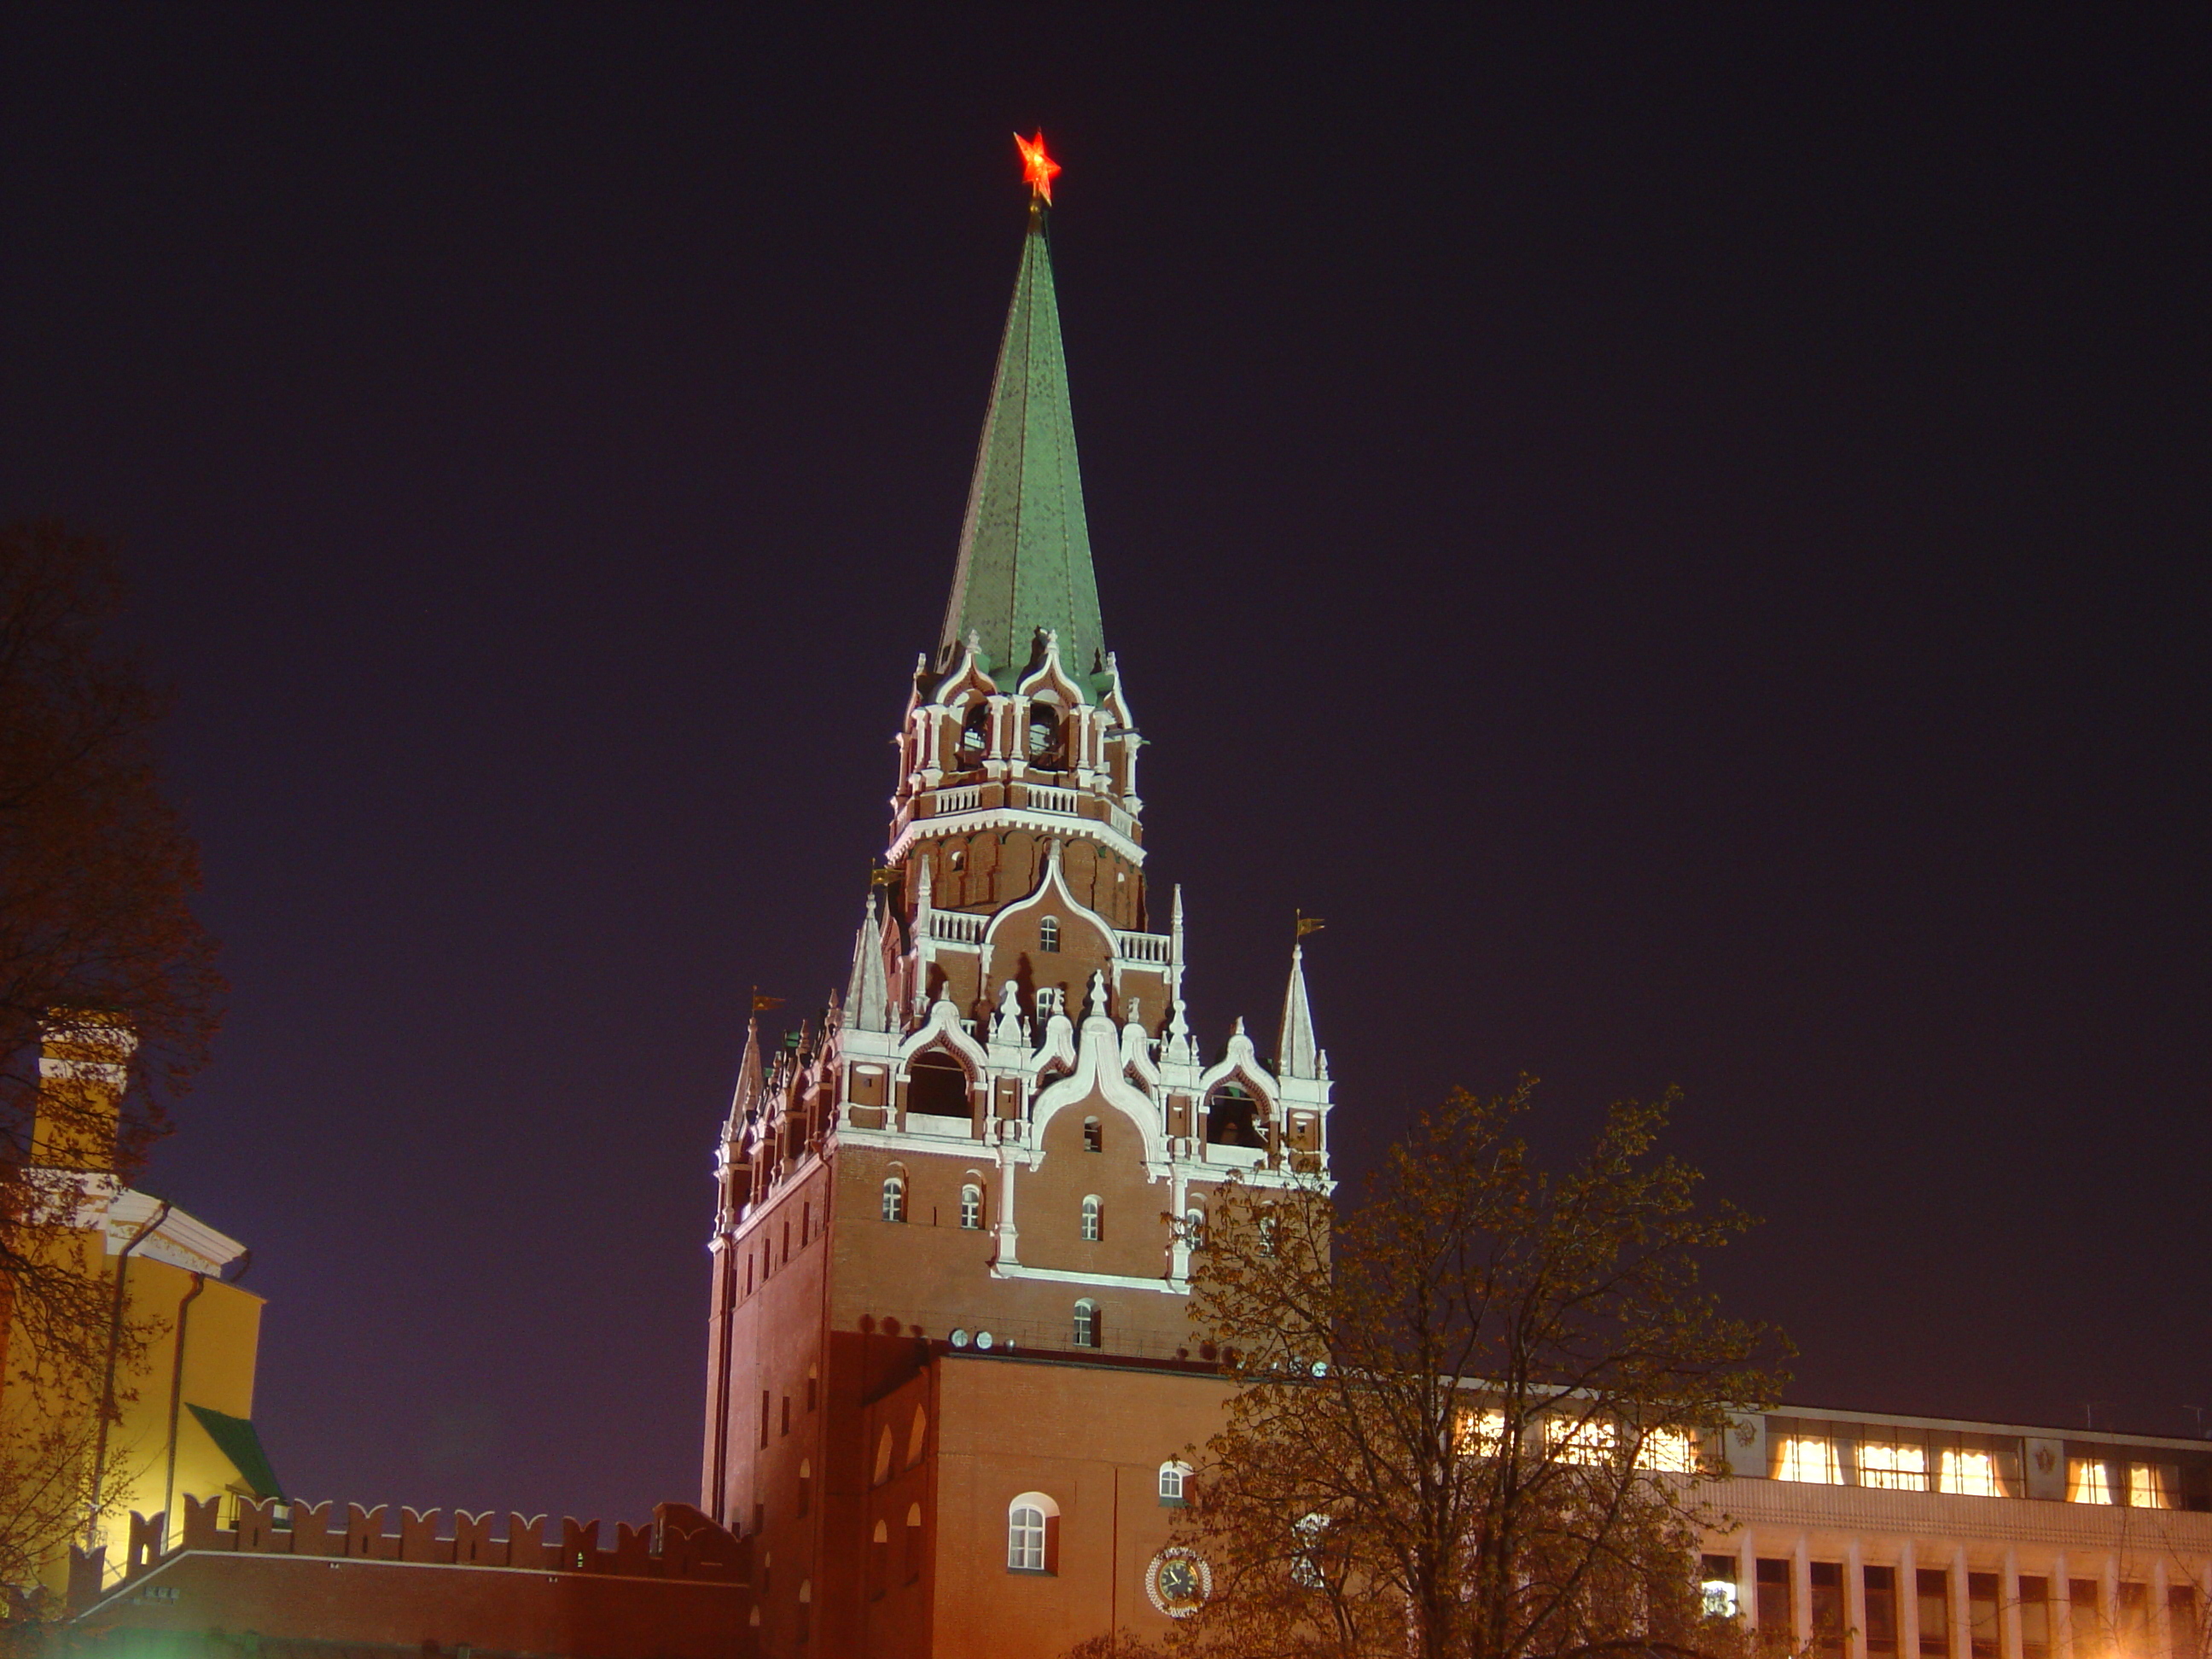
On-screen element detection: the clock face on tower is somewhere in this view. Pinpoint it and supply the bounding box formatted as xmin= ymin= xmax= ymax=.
xmin=1144 ymin=1547 xmax=1211 ymax=1617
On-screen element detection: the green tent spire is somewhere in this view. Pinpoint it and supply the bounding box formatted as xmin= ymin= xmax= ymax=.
xmin=940 ymin=200 xmax=1107 ymax=680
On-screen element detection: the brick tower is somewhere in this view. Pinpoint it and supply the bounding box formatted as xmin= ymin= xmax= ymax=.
xmin=700 ymin=144 xmax=1335 ymax=1656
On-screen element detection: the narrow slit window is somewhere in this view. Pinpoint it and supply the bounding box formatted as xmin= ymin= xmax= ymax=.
xmin=882 ymin=1174 xmax=906 ymax=1223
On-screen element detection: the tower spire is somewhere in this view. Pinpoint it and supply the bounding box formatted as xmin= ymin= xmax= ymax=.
xmin=939 ymin=137 xmax=1105 ymax=678
xmin=1278 ymin=942 xmax=1320 ymax=1080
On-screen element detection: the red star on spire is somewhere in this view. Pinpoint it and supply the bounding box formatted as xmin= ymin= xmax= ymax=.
xmin=1015 ymin=131 xmax=1061 ymax=204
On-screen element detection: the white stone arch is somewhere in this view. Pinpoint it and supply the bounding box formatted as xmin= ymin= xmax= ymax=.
xmin=980 ymin=841 xmax=1124 ymax=985
xmin=1031 ymin=1034 xmax=1169 ymax=1171
xmin=894 ymin=999 xmax=988 ymax=1082
xmin=1196 ymin=1028 xmax=1283 ymax=1130
xmin=1014 ymin=633 xmax=1091 ymax=707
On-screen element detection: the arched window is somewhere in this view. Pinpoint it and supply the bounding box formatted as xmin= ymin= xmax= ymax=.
xmin=1038 ymin=915 xmax=1060 ymax=954
xmin=959 ymin=1183 xmax=983 ymax=1230
xmin=881 ymin=1173 xmax=906 ymax=1223
xmin=906 ymin=1404 xmax=928 ymax=1469
xmin=1080 ymin=1196 xmax=1103 ymax=1242
xmin=806 ymin=1363 xmax=818 ymax=1412
xmin=797 ymin=1579 xmax=812 ymax=1644
xmin=797 ymin=1458 xmax=812 ymax=1516
xmin=1259 ymin=1210 xmax=1280 ymax=1257
xmin=905 ymin=1502 xmax=923 ymax=1582
xmin=1006 ymin=1492 xmax=1060 ymax=1574
xmin=870 ymin=1520 xmax=888 ymax=1599
xmin=907 ymin=1051 xmax=969 ymax=1118
xmin=874 ymin=1425 xmax=894 ymax=1486
xmin=1158 ymin=1460 xmax=1192 ymax=1505
xmin=1206 ymin=1082 xmax=1260 ymax=1146
xmin=1082 ymin=1115 xmax=1102 ymax=1153
xmin=1185 ymin=1207 xmax=1206 ymax=1249
xmin=1027 ymin=703 xmax=1063 ymax=766
xmin=1073 ymin=1299 xmax=1101 ymax=1349
xmin=958 ymin=703 xmax=991 ymax=764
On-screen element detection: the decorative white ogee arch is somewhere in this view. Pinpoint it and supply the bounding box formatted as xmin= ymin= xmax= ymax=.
xmin=976 ymin=840 xmax=1140 ymax=998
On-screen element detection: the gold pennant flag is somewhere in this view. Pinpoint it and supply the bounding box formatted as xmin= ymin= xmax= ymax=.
xmin=751 ymin=992 xmax=785 ymax=1013
xmin=1295 ymin=912 xmax=1326 ymax=938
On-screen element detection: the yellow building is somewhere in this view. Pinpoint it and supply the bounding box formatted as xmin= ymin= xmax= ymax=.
xmin=4 ymin=1015 xmax=276 ymax=1599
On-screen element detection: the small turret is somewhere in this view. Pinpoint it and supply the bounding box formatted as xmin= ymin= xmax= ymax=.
xmin=843 ymin=895 xmax=890 ymax=1033
xmin=1277 ymin=943 xmax=1320 ymax=1081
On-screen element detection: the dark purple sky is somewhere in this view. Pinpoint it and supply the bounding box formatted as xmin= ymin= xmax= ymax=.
xmin=3 ymin=9 xmax=2206 ymax=1523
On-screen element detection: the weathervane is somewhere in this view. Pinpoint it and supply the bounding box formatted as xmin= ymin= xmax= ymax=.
xmin=1015 ymin=131 xmax=1061 ymax=204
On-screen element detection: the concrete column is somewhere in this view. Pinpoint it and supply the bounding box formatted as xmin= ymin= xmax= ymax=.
xmin=1798 ymin=1534 xmax=1816 ymax=1651
xmin=1953 ymin=1547 xmax=1972 ymax=1659
xmin=2052 ymin=1552 xmax=2073 ymax=1659
xmin=2005 ymin=1549 xmax=2023 ymax=1659
xmin=1901 ymin=1541 xmax=1922 ymax=1659
xmin=2154 ymin=1558 xmax=2173 ymax=1659
xmin=1741 ymin=1531 xmax=1760 ymax=1638
xmin=1167 ymin=1168 xmax=1189 ymax=1281
xmin=993 ymin=1136 xmax=1021 ymax=1266
xmin=1848 ymin=1537 xmax=1870 ymax=1659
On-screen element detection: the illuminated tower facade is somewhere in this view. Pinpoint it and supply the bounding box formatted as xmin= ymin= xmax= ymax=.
xmin=699 ymin=148 xmax=1334 ymax=1656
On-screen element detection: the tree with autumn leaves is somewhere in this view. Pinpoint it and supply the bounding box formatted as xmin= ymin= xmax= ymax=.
xmin=1086 ymin=1080 xmax=1788 ymax=1659
xmin=0 ymin=521 xmax=221 ymax=1606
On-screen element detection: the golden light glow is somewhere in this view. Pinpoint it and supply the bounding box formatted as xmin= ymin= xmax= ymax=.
xmin=1858 ymin=1441 xmax=1928 ymax=1490
xmin=1777 ymin=1435 xmax=1842 ymax=1484
xmin=1015 ymin=131 xmax=1061 ymax=203
xmin=2069 ymin=1457 xmax=2113 ymax=1504
xmin=1548 ymin=1416 xmax=1620 ymax=1465
xmin=1636 ymin=1428 xmax=1698 ymax=1474
xmin=1939 ymin=1449 xmax=2002 ymax=1497
xmin=1454 ymin=1407 xmax=1505 ymax=1456
xmin=2128 ymin=1463 xmax=2173 ymax=1509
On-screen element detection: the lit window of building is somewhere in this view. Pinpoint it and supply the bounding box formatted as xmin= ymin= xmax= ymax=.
xmin=1455 ymin=1408 xmax=1505 ymax=1457
xmin=1073 ymin=1299 xmax=1100 ymax=1348
xmin=1157 ymin=1461 xmax=1190 ymax=1504
xmin=1637 ymin=1428 xmax=1697 ymax=1473
xmin=2068 ymin=1458 xmax=2113 ymax=1504
xmin=1859 ymin=1442 xmax=1929 ymax=1491
xmin=1940 ymin=1450 xmax=2002 ymax=1497
xmin=1700 ymin=1555 xmax=1740 ymax=1620
xmin=1080 ymin=1196 xmax=1102 ymax=1241
xmin=2128 ymin=1464 xmax=2173 ymax=1509
xmin=1548 ymin=1416 xmax=1619 ymax=1465
xmin=880 ymin=1174 xmax=905 ymax=1223
xmin=1777 ymin=1436 xmax=1842 ymax=1484
xmin=958 ymin=1183 xmax=982 ymax=1229
xmin=1038 ymin=916 xmax=1060 ymax=953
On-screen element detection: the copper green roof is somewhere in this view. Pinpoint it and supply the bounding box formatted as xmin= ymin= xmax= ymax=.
xmin=940 ymin=201 xmax=1107 ymax=680
xmin=188 ymin=1404 xmax=286 ymax=1500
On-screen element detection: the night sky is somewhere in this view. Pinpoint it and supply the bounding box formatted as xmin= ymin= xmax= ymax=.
xmin=3 ymin=9 xmax=2206 ymax=1524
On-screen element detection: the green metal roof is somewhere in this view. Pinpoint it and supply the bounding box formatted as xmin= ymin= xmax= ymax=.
xmin=187 ymin=1404 xmax=286 ymax=1501
xmin=939 ymin=201 xmax=1107 ymax=681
